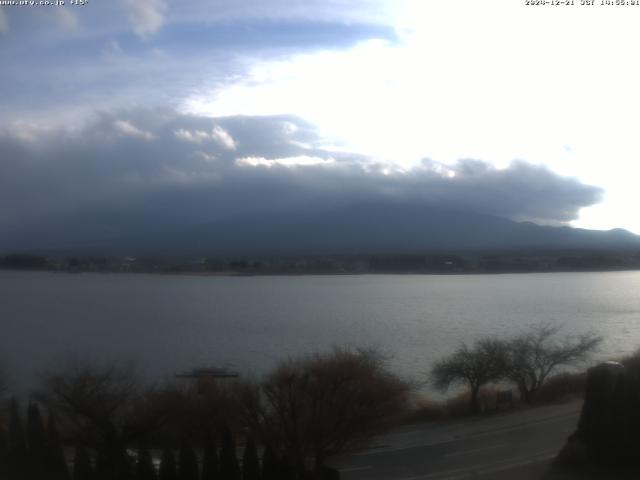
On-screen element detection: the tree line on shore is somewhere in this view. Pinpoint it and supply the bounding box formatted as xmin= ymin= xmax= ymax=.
xmin=3 ymin=251 xmax=640 ymax=275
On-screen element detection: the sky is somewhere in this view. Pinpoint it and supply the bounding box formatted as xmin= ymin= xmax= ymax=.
xmin=2 ymin=0 xmax=640 ymax=248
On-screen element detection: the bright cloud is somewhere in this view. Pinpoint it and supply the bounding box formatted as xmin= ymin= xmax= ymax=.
xmin=174 ymin=128 xmax=212 ymax=144
xmin=174 ymin=126 xmax=236 ymax=149
xmin=211 ymin=125 xmax=237 ymax=150
xmin=236 ymin=155 xmax=335 ymax=168
xmin=113 ymin=120 xmax=155 ymax=140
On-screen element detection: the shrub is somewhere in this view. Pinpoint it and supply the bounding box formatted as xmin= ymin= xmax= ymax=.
xmin=237 ymin=347 xmax=410 ymax=476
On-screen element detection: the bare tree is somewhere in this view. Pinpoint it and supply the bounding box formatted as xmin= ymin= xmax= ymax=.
xmin=34 ymin=358 xmax=178 ymax=475
xmin=504 ymin=324 xmax=601 ymax=403
xmin=236 ymin=347 xmax=410 ymax=477
xmin=431 ymin=338 xmax=507 ymax=414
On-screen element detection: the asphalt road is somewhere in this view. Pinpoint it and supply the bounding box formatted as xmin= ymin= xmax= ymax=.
xmin=329 ymin=401 xmax=582 ymax=480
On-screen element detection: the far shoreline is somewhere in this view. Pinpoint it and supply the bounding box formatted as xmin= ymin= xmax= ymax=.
xmin=3 ymin=266 xmax=640 ymax=277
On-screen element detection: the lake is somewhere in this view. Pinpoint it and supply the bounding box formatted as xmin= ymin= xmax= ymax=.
xmin=1 ymin=270 xmax=640 ymax=392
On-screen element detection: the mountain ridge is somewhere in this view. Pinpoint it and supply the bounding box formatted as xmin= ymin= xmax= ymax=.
xmin=4 ymin=205 xmax=638 ymax=257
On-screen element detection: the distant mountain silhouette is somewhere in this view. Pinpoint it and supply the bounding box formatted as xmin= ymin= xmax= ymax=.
xmin=102 ymin=205 xmax=640 ymax=256
xmin=4 ymin=205 xmax=640 ymax=256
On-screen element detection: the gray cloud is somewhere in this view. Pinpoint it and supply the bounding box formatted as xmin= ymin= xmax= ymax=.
xmin=0 ymin=109 xmax=603 ymax=251
xmin=121 ymin=0 xmax=166 ymax=38
xmin=0 ymin=7 xmax=9 ymax=34
xmin=167 ymin=1 xmax=399 ymax=27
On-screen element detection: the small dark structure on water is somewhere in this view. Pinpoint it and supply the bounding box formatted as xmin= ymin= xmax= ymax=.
xmin=175 ymin=367 xmax=239 ymax=394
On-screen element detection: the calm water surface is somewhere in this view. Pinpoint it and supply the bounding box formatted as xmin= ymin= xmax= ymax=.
xmin=2 ymin=270 xmax=640 ymax=389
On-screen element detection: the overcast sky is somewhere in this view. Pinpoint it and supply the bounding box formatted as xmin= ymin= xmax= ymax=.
xmin=2 ymin=0 xmax=640 ymax=243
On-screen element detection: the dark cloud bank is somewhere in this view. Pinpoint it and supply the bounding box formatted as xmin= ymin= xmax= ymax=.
xmin=1 ymin=109 xmax=628 ymax=255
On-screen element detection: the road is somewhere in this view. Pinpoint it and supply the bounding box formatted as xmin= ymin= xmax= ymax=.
xmin=329 ymin=401 xmax=582 ymax=480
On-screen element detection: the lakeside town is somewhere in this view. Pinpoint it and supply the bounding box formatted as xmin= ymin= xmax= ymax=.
xmin=3 ymin=250 xmax=640 ymax=276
